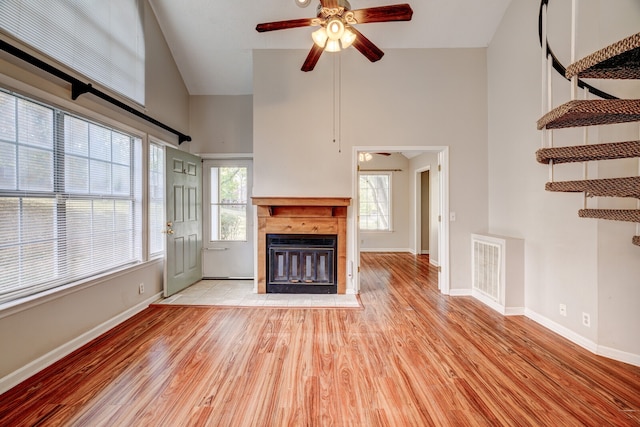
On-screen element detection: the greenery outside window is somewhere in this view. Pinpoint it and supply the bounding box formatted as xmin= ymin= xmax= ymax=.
xmin=209 ymin=166 xmax=248 ymax=241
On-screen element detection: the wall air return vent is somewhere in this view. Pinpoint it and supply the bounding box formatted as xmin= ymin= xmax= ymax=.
xmin=471 ymin=234 xmax=525 ymax=316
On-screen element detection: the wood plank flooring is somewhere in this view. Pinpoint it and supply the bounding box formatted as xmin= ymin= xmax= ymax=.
xmin=1 ymin=253 xmax=639 ymax=426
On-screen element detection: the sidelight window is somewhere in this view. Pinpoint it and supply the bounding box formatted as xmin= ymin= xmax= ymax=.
xmin=209 ymin=166 xmax=248 ymax=241
xmin=148 ymin=142 xmax=165 ymax=256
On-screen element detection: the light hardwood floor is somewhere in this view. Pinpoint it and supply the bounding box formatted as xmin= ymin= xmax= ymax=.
xmin=1 ymin=253 xmax=639 ymax=426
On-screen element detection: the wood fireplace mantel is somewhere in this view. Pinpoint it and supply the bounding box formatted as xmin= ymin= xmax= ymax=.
xmin=252 ymin=197 xmax=351 ymax=294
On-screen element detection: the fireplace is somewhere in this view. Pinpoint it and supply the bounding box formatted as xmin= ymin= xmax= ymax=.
xmin=267 ymin=234 xmax=337 ymax=293
xmin=252 ymin=197 xmax=350 ymax=294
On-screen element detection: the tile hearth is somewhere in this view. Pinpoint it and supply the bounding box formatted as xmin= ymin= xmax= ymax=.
xmin=154 ymin=280 xmax=361 ymax=308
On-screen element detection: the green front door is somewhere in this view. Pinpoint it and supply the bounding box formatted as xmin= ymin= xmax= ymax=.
xmin=165 ymin=147 xmax=202 ymax=296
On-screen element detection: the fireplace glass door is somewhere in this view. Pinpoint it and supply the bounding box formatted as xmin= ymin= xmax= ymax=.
xmin=267 ymin=235 xmax=337 ymax=293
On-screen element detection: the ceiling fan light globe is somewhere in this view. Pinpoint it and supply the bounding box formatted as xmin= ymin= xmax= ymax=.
xmin=359 ymin=152 xmax=373 ymax=162
xmin=326 ymin=18 xmax=345 ymax=41
xmin=312 ymin=27 xmax=328 ymax=48
xmin=325 ymin=39 xmax=341 ymax=52
xmin=340 ymin=28 xmax=356 ymax=49
xmin=295 ymin=0 xmax=311 ymax=7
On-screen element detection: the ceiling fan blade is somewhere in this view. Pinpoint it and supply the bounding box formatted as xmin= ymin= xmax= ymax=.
xmin=320 ymin=0 xmax=340 ymax=8
xmin=256 ymin=17 xmax=317 ymax=33
xmin=350 ymin=4 xmax=414 ymax=24
xmin=349 ymin=27 xmax=384 ymax=62
xmin=301 ymin=44 xmax=324 ymax=72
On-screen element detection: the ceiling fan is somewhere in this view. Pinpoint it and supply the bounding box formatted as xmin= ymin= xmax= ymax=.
xmin=255 ymin=0 xmax=413 ymax=72
xmin=359 ymin=152 xmax=392 ymax=162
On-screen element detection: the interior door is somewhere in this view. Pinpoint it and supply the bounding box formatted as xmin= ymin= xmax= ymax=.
xmin=165 ymin=147 xmax=202 ymax=296
xmin=202 ymin=159 xmax=253 ymax=278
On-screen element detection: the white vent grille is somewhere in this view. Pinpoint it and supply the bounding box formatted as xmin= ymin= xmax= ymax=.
xmin=472 ymin=236 xmax=503 ymax=302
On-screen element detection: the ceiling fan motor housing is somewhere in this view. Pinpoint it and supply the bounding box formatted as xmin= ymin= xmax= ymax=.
xmin=318 ymin=0 xmax=351 ymax=17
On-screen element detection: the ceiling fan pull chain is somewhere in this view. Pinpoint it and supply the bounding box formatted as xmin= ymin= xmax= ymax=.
xmin=338 ymin=53 xmax=342 ymax=153
xmin=332 ymin=53 xmax=337 ymax=146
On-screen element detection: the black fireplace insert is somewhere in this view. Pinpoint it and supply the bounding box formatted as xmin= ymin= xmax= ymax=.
xmin=266 ymin=234 xmax=337 ymax=294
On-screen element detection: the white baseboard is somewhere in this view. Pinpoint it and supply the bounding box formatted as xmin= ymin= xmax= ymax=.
xmin=449 ymin=288 xmax=472 ymax=296
xmin=504 ymin=306 xmax=526 ymax=316
xmin=359 ymin=248 xmax=412 ymax=253
xmin=0 ymin=292 xmax=162 ymax=395
xmin=598 ymin=344 xmax=640 ymax=367
xmin=471 ymin=291 xmax=524 ymax=316
xmin=429 ymin=259 xmax=440 ymax=268
xmin=524 ymin=308 xmax=599 ymax=355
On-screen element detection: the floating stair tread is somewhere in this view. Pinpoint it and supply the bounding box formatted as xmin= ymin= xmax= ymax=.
xmin=545 ymin=176 xmax=640 ymax=198
xmin=566 ymin=32 xmax=640 ymax=79
xmin=633 ymin=236 xmax=640 ymax=246
xmin=537 ymin=99 xmax=640 ymax=130
xmin=578 ymin=209 xmax=640 ymax=223
xmin=536 ymin=140 xmax=640 ymax=164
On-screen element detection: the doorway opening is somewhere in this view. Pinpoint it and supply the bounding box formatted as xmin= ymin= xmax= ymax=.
xmin=352 ymin=146 xmax=449 ymax=295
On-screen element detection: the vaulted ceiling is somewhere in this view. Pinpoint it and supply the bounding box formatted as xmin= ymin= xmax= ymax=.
xmin=148 ymin=0 xmax=512 ymax=95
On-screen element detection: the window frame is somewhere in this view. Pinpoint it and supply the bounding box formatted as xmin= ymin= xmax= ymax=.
xmin=205 ymin=163 xmax=249 ymax=243
xmin=358 ymin=171 xmax=393 ymax=232
xmin=148 ymin=140 xmax=165 ymax=258
xmin=0 ymin=88 xmax=147 ymax=306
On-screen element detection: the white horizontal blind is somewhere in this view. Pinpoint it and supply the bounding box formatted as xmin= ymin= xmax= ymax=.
xmin=0 ymin=89 xmax=142 ymax=304
xmin=148 ymin=142 xmax=165 ymax=256
xmin=0 ymin=0 xmax=145 ymax=105
xmin=359 ymin=173 xmax=392 ymax=231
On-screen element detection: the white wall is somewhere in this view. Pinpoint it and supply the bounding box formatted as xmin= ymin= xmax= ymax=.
xmin=488 ymin=0 xmax=640 ymax=362
xmin=253 ymin=48 xmax=488 ymax=293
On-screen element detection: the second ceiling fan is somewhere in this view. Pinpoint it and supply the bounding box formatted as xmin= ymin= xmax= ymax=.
xmin=256 ymin=0 xmax=413 ymax=72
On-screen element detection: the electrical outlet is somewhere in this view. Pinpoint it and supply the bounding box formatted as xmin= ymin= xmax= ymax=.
xmin=138 ymin=283 xmax=145 ymax=294
xmin=582 ymin=312 xmax=591 ymax=327
xmin=559 ymin=304 xmax=567 ymax=317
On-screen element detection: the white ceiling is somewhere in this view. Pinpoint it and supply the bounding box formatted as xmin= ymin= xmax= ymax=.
xmin=148 ymin=0 xmax=512 ymax=95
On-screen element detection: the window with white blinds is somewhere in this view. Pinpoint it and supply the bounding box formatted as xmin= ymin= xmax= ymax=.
xmin=0 ymin=89 xmax=142 ymax=305
xmin=0 ymin=0 xmax=145 ymax=105
xmin=359 ymin=173 xmax=392 ymax=231
xmin=148 ymin=142 xmax=165 ymax=256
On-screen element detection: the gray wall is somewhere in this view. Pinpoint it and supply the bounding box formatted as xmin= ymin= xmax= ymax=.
xmin=488 ymin=0 xmax=640 ymax=361
xmin=189 ymin=95 xmax=253 ymax=155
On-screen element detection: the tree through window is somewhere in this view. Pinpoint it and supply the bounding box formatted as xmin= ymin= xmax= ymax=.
xmin=359 ymin=173 xmax=392 ymax=231
xmin=209 ymin=166 xmax=247 ymax=241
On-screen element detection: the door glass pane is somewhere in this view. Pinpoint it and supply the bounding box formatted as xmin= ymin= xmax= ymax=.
xmin=210 ymin=166 xmax=247 ymax=241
